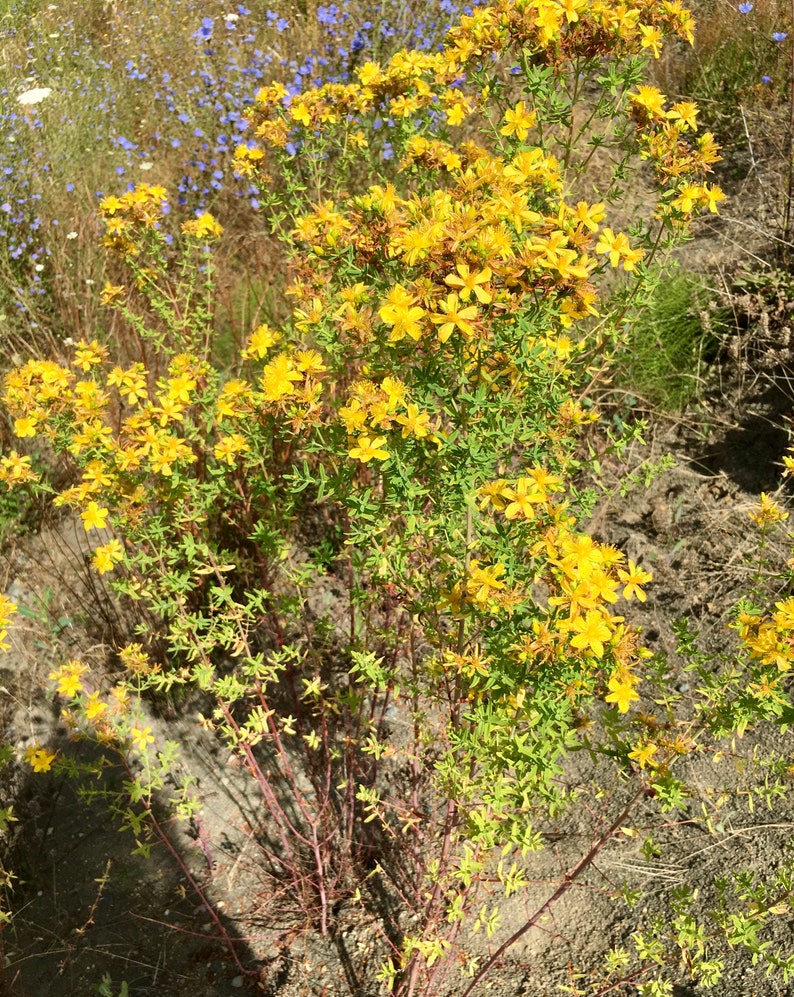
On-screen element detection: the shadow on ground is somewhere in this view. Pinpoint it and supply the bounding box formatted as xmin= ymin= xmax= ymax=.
xmin=4 ymin=738 xmax=260 ymax=997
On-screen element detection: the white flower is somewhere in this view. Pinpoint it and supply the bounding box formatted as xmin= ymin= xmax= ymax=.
xmin=138 ymin=161 xmax=153 ymax=171
xmin=17 ymin=87 xmax=53 ymax=106
xmin=66 ymin=231 xmax=78 ymax=240
xmin=224 ymin=12 xmax=239 ymax=21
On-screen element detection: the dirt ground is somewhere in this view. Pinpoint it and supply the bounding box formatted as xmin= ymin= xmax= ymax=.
xmin=3 ymin=198 xmax=794 ymax=996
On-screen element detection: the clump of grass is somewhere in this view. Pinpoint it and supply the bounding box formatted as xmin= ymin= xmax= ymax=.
xmin=613 ymin=273 xmax=723 ymax=410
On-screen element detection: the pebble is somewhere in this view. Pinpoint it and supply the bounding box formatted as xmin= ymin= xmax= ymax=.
xmin=230 ymin=975 xmax=244 ymax=988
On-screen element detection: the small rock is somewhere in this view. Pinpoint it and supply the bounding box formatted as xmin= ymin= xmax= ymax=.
xmin=230 ymin=975 xmax=244 ymax=988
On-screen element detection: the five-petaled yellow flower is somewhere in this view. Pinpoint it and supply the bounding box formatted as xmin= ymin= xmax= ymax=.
xmin=81 ymin=501 xmax=109 ymax=532
xmin=605 ymin=674 xmax=640 ymax=713
xmin=618 ymin=560 xmax=652 ymax=602
xmin=25 ymin=745 xmax=56 ymax=773
xmin=570 ymin=610 xmax=612 ymax=657
xmin=349 ymin=436 xmax=389 ymax=463
xmin=628 ymin=741 xmax=658 ymax=769
xmin=500 ymin=101 xmax=537 ymax=142
xmin=130 ymin=725 xmax=155 ymax=751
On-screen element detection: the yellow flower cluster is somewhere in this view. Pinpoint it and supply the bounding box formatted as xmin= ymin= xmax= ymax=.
xmin=237 ymin=0 xmax=723 ymax=330
xmin=627 ymin=85 xmax=724 ymax=222
xmin=0 ymin=314 xmax=334 ymax=574
xmin=340 ymin=377 xmax=440 ymax=464
xmin=25 ymin=745 xmax=56 ymax=772
xmin=99 ymin=182 xmax=169 ymax=256
xmin=735 ymin=602 xmax=794 ymax=675
xmin=2 ymin=352 xmax=208 ymax=514
xmin=290 ymin=147 xmax=606 ymax=365
xmin=99 ymin=182 xmax=224 ymax=260
xmin=474 ymin=472 xmax=652 ymax=709
xmin=439 ymin=559 xmax=514 ymax=615
xmin=48 ymin=654 xmax=159 ymax=754
xmin=748 ymin=492 xmax=789 ymax=528
xmin=235 ymin=0 xmax=695 ymax=155
xmin=182 ymin=212 xmax=224 ymax=240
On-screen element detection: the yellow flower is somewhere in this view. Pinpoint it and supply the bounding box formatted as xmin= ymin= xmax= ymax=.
xmin=558 ymin=533 xmax=603 ymax=579
xmin=339 ymin=399 xmax=368 ymax=434
xmin=49 ymin=659 xmax=89 ymax=697
xmin=702 ymin=184 xmax=726 ymax=214
xmin=628 ymin=741 xmax=658 ymax=769
xmin=380 ymin=377 xmax=408 ymax=409
xmin=13 ymin=415 xmax=38 ymax=438
xmin=444 ymin=263 xmax=492 ymax=303
xmin=667 ymin=100 xmax=698 ymax=131
xmin=671 ymin=184 xmax=701 ymax=214
xmin=81 ymin=501 xmax=109 ymax=532
xmin=395 ymin=404 xmax=431 ymax=439
xmin=379 ymin=285 xmax=426 ymax=342
xmin=430 ymin=293 xmax=479 ymax=342
xmin=166 ymin=373 xmax=197 ymax=404
xmin=213 ymin=433 xmax=250 ymax=466
xmin=774 ymin=597 xmax=794 ymax=631
xmin=348 ymin=435 xmax=389 ymax=463
xmin=477 ymin=479 xmax=510 ymax=512
xmin=215 ymin=379 xmax=252 ymax=421
xmin=534 ymin=2 xmax=563 ymax=43
xmin=108 ymin=363 xmax=148 ymax=405
xmin=25 ymin=746 xmax=56 ymax=773
xmin=749 ymin=493 xmax=789 ymax=527
xmin=100 ymin=282 xmax=125 ymax=305
xmin=445 ymin=99 xmax=470 ymax=126
xmin=571 ymin=200 xmax=606 ymax=233
xmin=289 ymin=99 xmax=312 ymax=127
xmin=605 ymin=673 xmax=640 ymax=713
xmin=466 ymin=561 xmax=507 ymax=605
xmin=595 ymin=228 xmax=645 ymax=271
xmin=500 ymin=101 xmax=536 ymax=143
xmin=260 ymin=353 xmax=303 ymax=401
xmin=295 ymin=349 xmax=327 ymax=374
xmin=84 ymin=692 xmax=108 ymax=723
xmin=244 ymin=323 xmax=281 ymax=359
xmin=569 ymin=610 xmax=612 ymax=658
xmin=358 ymin=61 xmax=383 ymax=86
xmin=130 ymin=725 xmax=155 ymax=751
xmin=639 ymin=24 xmax=663 ymax=58
xmin=629 ymin=85 xmax=667 ymax=119
xmin=503 ymin=478 xmax=545 ymax=520
xmin=232 ymin=143 xmax=265 ymax=176
xmin=0 ymin=450 xmax=37 ymax=484
xmin=618 ymin=560 xmax=652 ymax=602
xmin=93 ymin=539 xmax=125 ymax=575
xmin=73 ymin=339 xmax=108 ymax=371
xmin=99 ymin=194 xmax=125 ymax=216
xmin=182 ymin=212 xmax=223 ymax=239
